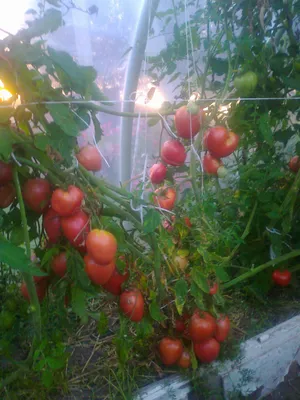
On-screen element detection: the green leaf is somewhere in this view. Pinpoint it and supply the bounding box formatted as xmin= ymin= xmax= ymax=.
xmin=47 ymin=356 xmax=66 ymax=370
xmin=97 ymin=312 xmax=109 ymax=335
xmin=143 ymin=209 xmax=161 ymax=233
xmin=0 ymin=126 xmax=15 ymax=160
xmin=73 ymin=109 xmax=91 ymax=131
xmin=71 ymin=286 xmax=87 ymax=319
xmin=215 ymin=267 xmax=230 ymax=282
xmin=91 ymin=112 xmax=103 ymax=142
xmin=148 ymin=117 xmax=160 ymax=127
xmin=46 ymin=104 xmax=79 ymax=137
xmin=190 ymin=281 xmax=204 ymax=309
xmin=174 ymin=279 xmax=188 ymax=315
xmin=191 ymin=268 xmax=209 ymax=293
xmin=258 ymin=113 xmax=273 ymax=145
xmin=24 ymin=9 xmax=63 ymax=39
xmin=10 ymin=226 xmax=25 ymax=246
xmin=0 ymin=108 xmax=13 ymax=123
xmin=34 ymin=135 xmax=49 ymax=151
xmin=68 ymin=251 xmax=93 ymax=293
xmin=0 ymin=239 xmax=46 ymax=275
xmin=282 ymin=76 xmax=300 ymax=91
xmin=46 ymin=0 xmax=61 ymax=6
xmin=149 ymin=298 xmax=166 ymax=322
xmin=42 ymin=370 xmax=53 ymax=388
xmin=135 ymin=317 xmax=154 ymax=338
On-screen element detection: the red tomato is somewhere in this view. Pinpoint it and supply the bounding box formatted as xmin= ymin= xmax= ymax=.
xmin=61 ymin=210 xmax=90 ymax=248
xmin=0 ymin=161 xmax=13 ymax=184
xmin=23 ymin=178 xmax=52 ymax=214
xmin=84 ymin=254 xmax=115 ymax=285
xmin=43 ymin=207 xmax=62 ymax=244
xmin=215 ymin=315 xmax=230 ymax=342
xmin=203 ymin=153 xmax=223 ymax=175
xmin=0 ymin=183 xmax=15 ymax=208
xmin=209 ymin=282 xmax=218 ymax=295
xmin=52 ymin=252 xmax=68 ymax=278
xmin=51 ymin=185 xmax=84 ymax=217
xmin=272 ymin=269 xmax=291 ymax=287
xmin=289 ymin=156 xmax=300 ymax=173
xmin=184 ymin=217 xmax=192 ymax=228
xmin=119 ymin=288 xmax=144 ymax=322
xmin=21 ymin=276 xmax=49 ymax=302
xmin=175 ymin=319 xmax=185 ymax=333
xmin=102 ymin=268 xmax=130 ymax=295
xmin=205 ymin=126 xmax=239 ymax=158
xmin=159 ymin=337 xmax=183 ymax=366
xmin=203 ymin=131 xmax=209 ymax=150
xmin=174 ymin=105 xmax=205 ymax=139
xmin=86 ymin=229 xmax=117 ymax=265
xmin=154 ymin=187 xmax=176 ymax=210
xmin=149 ymin=163 xmax=167 ymax=184
xmin=188 ymin=310 xmax=216 ymax=342
xmin=161 ymin=140 xmax=186 ymax=166
xmin=177 ymin=350 xmax=191 ymax=369
xmin=194 ymin=338 xmax=220 ymax=363
xmin=76 ymin=145 xmax=102 ymax=172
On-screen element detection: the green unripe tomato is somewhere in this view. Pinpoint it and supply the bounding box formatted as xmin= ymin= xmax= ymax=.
xmin=234 ymin=71 xmax=258 ymax=95
xmin=0 ymin=311 xmax=15 ymax=330
xmin=217 ymin=166 xmax=228 ymax=178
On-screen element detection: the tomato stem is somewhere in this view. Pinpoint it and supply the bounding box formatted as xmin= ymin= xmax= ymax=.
xmin=12 ymin=168 xmax=42 ymax=346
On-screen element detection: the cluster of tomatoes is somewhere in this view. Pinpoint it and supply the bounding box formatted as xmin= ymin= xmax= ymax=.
xmin=159 ymin=310 xmax=230 ymax=368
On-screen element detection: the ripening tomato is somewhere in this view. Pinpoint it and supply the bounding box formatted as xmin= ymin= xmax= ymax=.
xmin=43 ymin=207 xmax=62 ymax=244
xmin=174 ymin=255 xmax=189 ymax=271
xmin=149 ymin=163 xmax=167 ymax=184
xmin=120 ymin=288 xmax=144 ymax=322
xmin=0 ymin=161 xmax=12 ymax=184
xmin=154 ymin=187 xmax=176 ymax=210
xmin=0 ymin=183 xmax=15 ymax=208
xmin=51 ymin=185 xmax=84 ymax=217
xmin=288 ymin=156 xmax=300 ymax=173
xmin=52 ymin=252 xmax=68 ymax=278
xmin=61 ymin=210 xmax=90 ymax=248
xmin=159 ymin=337 xmax=183 ymax=366
xmin=177 ymin=350 xmax=191 ymax=369
xmin=86 ymin=229 xmax=117 ymax=265
xmin=272 ymin=269 xmax=291 ymax=287
xmin=194 ymin=338 xmax=220 ymax=363
xmin=215 ymin=315 xmax=230 ymax=342
xmin=84 ymin=254 xmax=115 ymax=285
xmin=21 ymin=276 xmax=49 ymax=302
xmin=161 ymin=140 xmax=186 ymax=166
xmin=203 ymin=153 xmax=223 ymax=175
xmin=76 ymin=145 xmax=102 ymax=172
xmin=174 ymin=105 xmax=205 ymax=139
xmin=102 ymin=268 xmax=130 ymax=295
xmin=205 ymin=127 xmax=239 ymax=158
xmin=162 ymin=219 xmax=174 ymax=232
xmin=23 ymin=178 xmax=52 ymax=214
xmin=209 ymin=282 xmax=218 ymax=295
xmin=188 ymin=310 xmax=216 ymax=342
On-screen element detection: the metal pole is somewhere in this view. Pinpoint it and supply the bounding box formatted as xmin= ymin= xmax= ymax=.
xmin=119 ymin=0 xmax=160 ymax=188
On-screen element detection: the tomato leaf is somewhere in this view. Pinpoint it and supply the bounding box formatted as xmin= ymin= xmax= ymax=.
xmin=190 ymin=281 xmax=205 ymax=308
xmin=42 ymin=370 xmax=53 ymax=388
xmin=34 ymin=134 xmax=50 ymax=151
xmin=135 ymin=317 xmax=154 ymax=338
xmin=71 ymin=286 xmax=87 ymax=319
xmin=46 ymin=104 xmax=79 ymax=137
xmin=143 ymin=209 xmax=161 ymax=233
xmin=0 ymin=126 xmax=15 ymax=160
xmin=191 ymin=268 xmax=210 ymax=293
xmin=97 ymin=312 xmax=109 ymax=335
xmin=215 ymin=267 xmax=230 ymax=282
xmin=149 ymin=298 xmax=166 ymax=322
xmin=0 ymin=239 xmax=46 ymax=275
xmin=91 ymin=112 xmax=103 ymax=142
xmin=175 ymin=279 xmax=188 ymax=315
xmin=258 ymin=113 xmax=273 ymax=145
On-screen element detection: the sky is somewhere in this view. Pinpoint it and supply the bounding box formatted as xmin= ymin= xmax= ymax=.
xmin=0 ymin=0 xmax=33 ymax=38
